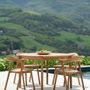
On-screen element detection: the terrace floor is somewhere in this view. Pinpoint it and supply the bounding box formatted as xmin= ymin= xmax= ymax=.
xmin=0 ymin=70 xmax=90 ymax=90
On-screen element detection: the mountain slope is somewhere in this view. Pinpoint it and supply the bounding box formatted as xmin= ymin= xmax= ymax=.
xmin=0 ymin=0 xmax=90 ymax=14
xmin=0 ymin=0 xmax=90 ymax=55
xmin=0 ymin=0 xmax=90 ymax=24
xmin=0 ymin=8 xmax=90 ymax=55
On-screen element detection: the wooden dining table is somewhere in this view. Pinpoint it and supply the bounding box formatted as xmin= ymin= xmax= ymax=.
xmin=16 ymin=52 xmax=78 ymax=90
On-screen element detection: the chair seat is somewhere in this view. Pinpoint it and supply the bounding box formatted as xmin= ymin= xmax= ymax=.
xmin=65 ymin=69 xmax=79 ymax=74
xmin=57 ymin=68 xmax=79 ymax=74
xmin=11 ymin=68 xmax=33 ymax=73
xmin=24 ymin=64 xmax=40 ymax=68
xmin=54 ymin=65 xmax=69 ymax=68
xmin=24 ymin=64 xmax=41 ymax=85
xmin=54 ymin=65 xmax=79 ymax=71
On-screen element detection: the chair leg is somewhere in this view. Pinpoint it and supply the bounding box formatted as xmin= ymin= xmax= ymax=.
xmin=25 ymin=73 xmax=27 ymax=86
xmin=53 ymin=70 xmax=58 ymax=90
xmin=16 ymin=73 xmax=21 ymax=90
xmin=69 ymin=75 xmax=72 ymax=89
xmin=63 ymin=75 xmax=70 ymax=89
xmin=16 ymin=73 xmax=26 ymax=90
xmin=68 ymin=75 xmax=71 ymax=89
xmin=4 ymin=72 xmax=10 ymax=90
xmin=63 ymin=75 xmax=66 ymax=87
xmin=63 ymin=73 xmax=69 ymax=90
xmin=22 ymin=73 xmax=26 ymax=89
xmin=52 ymin=68 xmax=56 ymax=85
xmin=31 ymin=72 xmax=35 ymax=90
xmin=64 ymin=74 xmax=81 ymax=88
xmin=37 ymin=68 xmax=40 ymax=84
xmin=79 ymin=73 xmax=85 ymax=90
xmin=13 ymin=73 xmax=17 ymax=83
xmin=29 ymin=73 xmax=32 ymax=82
xmin=16 ymin=74 xmax=20 ymax=90
xmin=77 ymin=75 xmax=81 ymax=85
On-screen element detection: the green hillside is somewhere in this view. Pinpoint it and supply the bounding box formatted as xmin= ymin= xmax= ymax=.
xmin=0 ymin=8 xmax=90 ymax=55
xmin=0 ymin=0 xmax=90 ymax=18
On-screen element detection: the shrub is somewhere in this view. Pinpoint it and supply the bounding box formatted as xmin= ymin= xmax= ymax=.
xmin=0 ymin=58 xmax=9 ymax=71
xmin=81 ymin=56 xmax=90 ymax=65
xmin=0 ymin=56 xmax=90 ymax=71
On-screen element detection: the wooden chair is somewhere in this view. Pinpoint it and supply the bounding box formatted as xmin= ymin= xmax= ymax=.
xmin=13 ymin=57 xmax=41 ymax=86
xmin=52 ymin=65 xmax=81 ymax=88
xmin=52 ymin=55 xmax=85 ymax=90
xmin=4 ymin=56 xmax=35 ymax=90
xmin=24 ymin=59 xmax=41 ymax=85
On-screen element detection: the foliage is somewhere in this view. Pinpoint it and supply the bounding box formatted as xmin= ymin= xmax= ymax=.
xmin=0 ymin=8 xmax=90 ymax=55
xmin=81 ymin=56 xmax=90 ymax=65
xmin=0 ymin=57 xmax=9 ymax=71
xmin=0 ymin=56 xmax=90 ymax=71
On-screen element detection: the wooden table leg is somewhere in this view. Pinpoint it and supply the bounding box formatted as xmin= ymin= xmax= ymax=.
xmin=61 ymin=62 xmax=69 ymax=90
xmin=70 ymin=75 xmax=72 ymax=88
xmin=46 ymin=60 xmax=48 ymax=84
xmin=41 ymin=62 xmax=44 ymax=90
xmin=69 ymin=63 xmax=72 ymax=88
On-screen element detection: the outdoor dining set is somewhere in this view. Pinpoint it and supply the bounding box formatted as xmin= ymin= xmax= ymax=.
xmin=4 ymin=51 xmax=85 ymax=90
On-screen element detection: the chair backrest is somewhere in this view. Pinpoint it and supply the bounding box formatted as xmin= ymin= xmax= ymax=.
xmin=68 ymin=55 xmax=81 ymax=62
xmin=68 ymin=56 xmax=81 ymax=70
xmin=7 ymin=56 xmax=18 ymax=70
xmin=59 ymin=55 xmax=81 ymax=70
xmin=7 ymin=56 xmax=18 ymax=62
xmin=7 ymin=56 xmax=25 ymax=70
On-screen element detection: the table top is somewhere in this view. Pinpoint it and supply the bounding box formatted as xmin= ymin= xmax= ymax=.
xmin=17 ymin=52 xmax=78 ymax=56
xmin=16 ymin=52 xmax=78 ymax=60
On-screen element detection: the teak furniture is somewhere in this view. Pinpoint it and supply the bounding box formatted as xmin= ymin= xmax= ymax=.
xmin=52 ymin=55 xmax=85 ymax=90
xmin=16 ymin=52 xmax=80 ymax=90
xmin=13 ymin=56 xmax=41 ymax=85
xmin=4 ymin=56 xmax=35 ymax=90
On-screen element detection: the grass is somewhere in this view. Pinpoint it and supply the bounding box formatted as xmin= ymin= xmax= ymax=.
xmin=20 ymin=36 xmax=57 ymax=51
xmin=0 ymin=22 xmax=30 ymax=35
xmin=54 ymin=31 xmax=90 ymax=48
xmin=0 ymin=17 xmax=10 ymax=21
xmin=0 ymin=22 xmax=25 ymax=30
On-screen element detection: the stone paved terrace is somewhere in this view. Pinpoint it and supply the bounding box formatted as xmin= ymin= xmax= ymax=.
xmin=0 ymin=71 xmax=90 ymax=90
